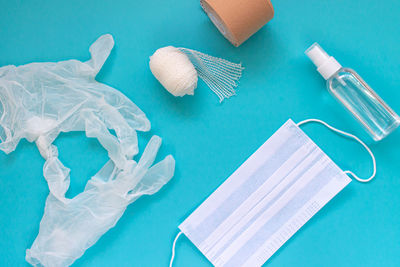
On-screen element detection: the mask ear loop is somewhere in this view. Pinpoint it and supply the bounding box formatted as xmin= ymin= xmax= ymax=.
xmin=297 ymin=118 xmax=376 ymax=183
xmin=169 ymin=231 xmax=183 ymax=267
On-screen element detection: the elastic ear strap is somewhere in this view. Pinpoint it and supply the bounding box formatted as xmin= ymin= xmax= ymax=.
xmin=297 ymin=119 xmax=376 ymax=183
xmin=169 ymin=231 xmax=183 ymax=267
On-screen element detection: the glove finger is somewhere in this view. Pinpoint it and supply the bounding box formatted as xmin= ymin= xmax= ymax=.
xmin=98 ymin=102 xmax=139 ymax=158
xmin=137 ymin=135 xmax=162 ymax=170
xmin=84 ymin=111 xmax=126 ymax=168
xmin=43 ymin=157 xmax=70 ymax=200
xmin=97 ymin=83 xmax=151 ymax=132
xmin=112 ymin=136 xmax=162 ymax=192
xmin=85 ymin=34 xmax=114 ymax=76
xmin=128 ymin=155 xmax=175 ymax=200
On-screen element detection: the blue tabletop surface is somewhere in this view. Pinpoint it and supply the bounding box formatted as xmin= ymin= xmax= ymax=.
xmin=1 ymin=0 xmax=399 ymax=266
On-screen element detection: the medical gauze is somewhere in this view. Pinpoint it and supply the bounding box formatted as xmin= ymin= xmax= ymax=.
xmin=149 ymin=46 xmax=243 ymax=102
xmin=179 ymin=119 xmax=351 ymax=267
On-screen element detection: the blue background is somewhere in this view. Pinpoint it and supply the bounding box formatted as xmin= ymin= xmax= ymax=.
xmin=1 ymin=0 xmax=399 ymax=266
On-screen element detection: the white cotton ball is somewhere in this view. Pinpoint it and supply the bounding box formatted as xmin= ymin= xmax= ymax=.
xmin=149 ymin=46 xmax=198 ymax=97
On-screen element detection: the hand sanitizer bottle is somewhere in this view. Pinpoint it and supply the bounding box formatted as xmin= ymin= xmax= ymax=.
xmin=306 ymin=42 xmax=400 ymax=141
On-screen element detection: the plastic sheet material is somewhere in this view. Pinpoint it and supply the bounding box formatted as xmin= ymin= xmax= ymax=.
xmin=0 ymin=34 xmax=175 ymax=267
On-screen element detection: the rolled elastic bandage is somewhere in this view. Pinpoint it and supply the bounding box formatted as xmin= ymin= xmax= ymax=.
xmin=149 ymin=46 xmax=243 ymax=102
xmin=201 ymin=0 xmax=274 ymax=47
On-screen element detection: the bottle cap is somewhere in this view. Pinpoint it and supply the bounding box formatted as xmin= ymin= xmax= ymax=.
xmin=305 ymin=43 xmax=342 ymax=80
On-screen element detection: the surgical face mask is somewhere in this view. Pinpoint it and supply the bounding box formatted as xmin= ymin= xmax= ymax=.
xmin=0 ymin=34 xmax=175 ymax=267
xmin=169 ymin=119 xmax=375 ymax=267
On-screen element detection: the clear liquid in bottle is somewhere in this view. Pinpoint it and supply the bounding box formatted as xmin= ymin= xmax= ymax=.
xmin=328 ymin=68 xmax=400 ymax=140
xmin=306 ymin=43 xmax=400 ymax=141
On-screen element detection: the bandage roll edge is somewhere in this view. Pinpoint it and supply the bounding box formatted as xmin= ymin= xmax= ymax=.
xmin=200 ymin=0 xmax=274 ymax=47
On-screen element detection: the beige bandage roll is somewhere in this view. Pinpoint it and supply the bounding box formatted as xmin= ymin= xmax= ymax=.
xmin=201 ymin=0 xmax=274 ymax=47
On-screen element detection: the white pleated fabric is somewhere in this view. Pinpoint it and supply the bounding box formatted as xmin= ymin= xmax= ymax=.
xmin=179 ymin=119 xmax=351 ymax=267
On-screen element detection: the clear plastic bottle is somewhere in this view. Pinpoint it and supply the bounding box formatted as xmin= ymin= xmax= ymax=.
xmin=306 ymin=43 xmax=400 ymax=141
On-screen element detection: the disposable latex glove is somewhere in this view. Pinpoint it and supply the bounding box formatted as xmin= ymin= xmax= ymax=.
xmin=0 ymin=34 xmax=175 ymax=266
xmin=26 ymin=136 xmax=174 ymax=267
xmin=0 ymin=34 xmax=147 ymax=162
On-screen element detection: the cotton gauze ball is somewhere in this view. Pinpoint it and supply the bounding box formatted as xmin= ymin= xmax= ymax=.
xmin=149 ymin=46 xmax=198 ymax=97
xmin=149 ymin=46 xmax=243 ymax=102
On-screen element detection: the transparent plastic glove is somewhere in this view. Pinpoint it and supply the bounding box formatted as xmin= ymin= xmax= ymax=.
xmin=26 ymin=136 xmax=175 ymax=267
xmin=0 ymin=34 xmax=175 ymax=267
xmin=0 ymin=34 xmax=148 ymax=161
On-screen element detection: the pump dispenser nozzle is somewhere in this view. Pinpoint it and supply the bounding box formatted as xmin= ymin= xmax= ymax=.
xmin=305 ymin=43 xmax=342 ymax=80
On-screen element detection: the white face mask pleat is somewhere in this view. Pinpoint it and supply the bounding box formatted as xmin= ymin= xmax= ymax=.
xmin=171 ymin=118 xmax=375 ymax=267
